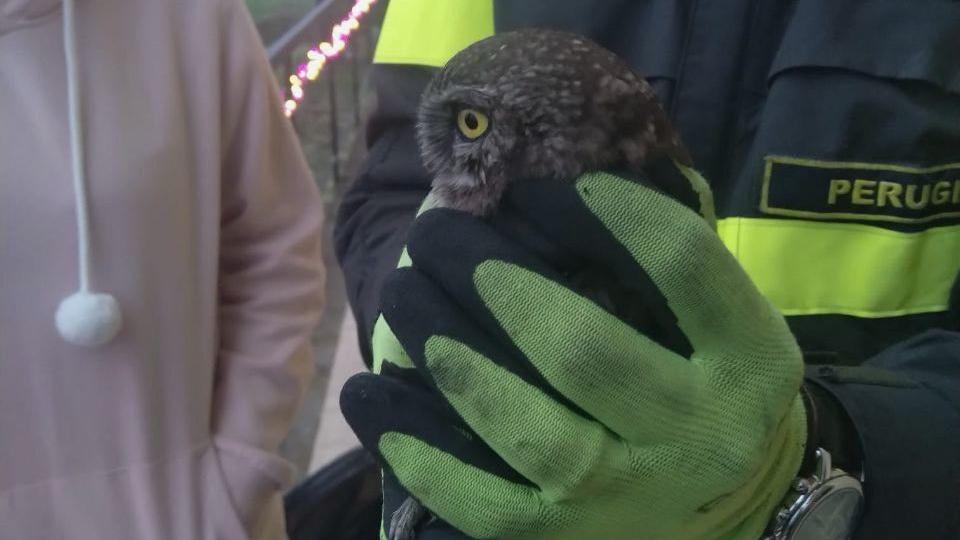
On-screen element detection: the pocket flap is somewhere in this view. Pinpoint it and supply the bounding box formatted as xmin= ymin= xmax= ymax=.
xmin=770 ymin=0 xmax=960 ymax=93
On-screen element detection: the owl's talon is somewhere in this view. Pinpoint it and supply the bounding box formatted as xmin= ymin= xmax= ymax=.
xmin=389 ymin=497 xmax=428 ymax=540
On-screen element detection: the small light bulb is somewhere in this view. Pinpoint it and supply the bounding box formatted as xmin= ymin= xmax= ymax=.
xmin=281 ymin=0 xmax=376 ymax=113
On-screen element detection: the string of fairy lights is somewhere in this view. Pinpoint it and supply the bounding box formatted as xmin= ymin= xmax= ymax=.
xmin=282 ymin=0 xmax=378 ymax=117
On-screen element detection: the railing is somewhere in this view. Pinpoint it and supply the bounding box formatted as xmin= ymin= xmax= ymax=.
xmin=267 ymin=0 xmax=382 ymax=185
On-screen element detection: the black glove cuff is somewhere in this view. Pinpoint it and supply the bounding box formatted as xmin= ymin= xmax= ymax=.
xmin=798 ymin=383 xmax=820 ymax=475
xmin=801 ymin=378 xmax=864 ymax=478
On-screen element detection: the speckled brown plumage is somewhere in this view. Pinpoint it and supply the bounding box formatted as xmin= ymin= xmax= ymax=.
xmin=417 ymin=28 xmax=691 ymax=216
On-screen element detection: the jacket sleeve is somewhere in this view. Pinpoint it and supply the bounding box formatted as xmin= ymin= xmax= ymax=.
xmin=333 ymin=64 xmax=436 ymax=367
xmin=806 ymin=329 xmax=960 ymax=539
xmin=212 ymin=0 xmax=325 ymax=535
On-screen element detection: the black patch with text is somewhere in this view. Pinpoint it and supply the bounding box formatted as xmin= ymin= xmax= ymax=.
xmin=761 ymin=156 xmax=960 ymax=226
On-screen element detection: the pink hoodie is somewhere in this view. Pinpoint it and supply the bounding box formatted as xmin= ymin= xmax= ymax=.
xmin=0 ymin=0 xmax=325 ymax=538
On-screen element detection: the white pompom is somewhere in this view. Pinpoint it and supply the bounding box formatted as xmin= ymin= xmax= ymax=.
xmin=55 ymin=291 xmax=123 ymax=347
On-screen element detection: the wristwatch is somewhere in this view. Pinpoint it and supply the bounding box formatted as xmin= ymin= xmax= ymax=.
xmin=762 ymin=448 xmax=864 ymax=540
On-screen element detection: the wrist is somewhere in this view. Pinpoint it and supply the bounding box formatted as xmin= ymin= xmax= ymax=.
xmin=801 ymin=381 xmax=863 ymax=477
xmin=762 ymin=385 xmax=865 ymax=540
xmin=748 ymin=395 xmax=810 ymax=538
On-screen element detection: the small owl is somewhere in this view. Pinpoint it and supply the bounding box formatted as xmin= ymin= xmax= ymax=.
xmin=391 ymin=30 xmax=695 ymax=540
xmin=417 ymin=28 xmax=692 ymax=217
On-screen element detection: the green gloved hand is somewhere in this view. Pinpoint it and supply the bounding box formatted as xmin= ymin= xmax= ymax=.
xmin=344 ymin=169 xmax=806 ymax=539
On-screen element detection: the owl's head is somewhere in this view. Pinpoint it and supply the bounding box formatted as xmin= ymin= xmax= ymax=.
xmin=417 ymin=29 xmax=686 ymax=216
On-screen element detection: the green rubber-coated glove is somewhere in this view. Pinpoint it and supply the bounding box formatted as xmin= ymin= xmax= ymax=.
xmin=344 ymin=168 xmax=806 ymax=540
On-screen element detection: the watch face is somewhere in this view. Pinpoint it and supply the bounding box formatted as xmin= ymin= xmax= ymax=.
xmin=790 ymin=482 xmax=864 ymax=540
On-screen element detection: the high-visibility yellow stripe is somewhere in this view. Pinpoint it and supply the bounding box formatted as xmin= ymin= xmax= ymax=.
xmin=373 ymin=0 xmax=494 ymax=67
xmin=718 ymin=218 xmax=960 ymax=317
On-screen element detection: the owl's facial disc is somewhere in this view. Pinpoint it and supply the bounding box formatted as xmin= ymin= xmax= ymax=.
xmin=417 ymin=87 xmax=519 ymax=215
xmin=444 ymin=107 xmax=491 ymax=189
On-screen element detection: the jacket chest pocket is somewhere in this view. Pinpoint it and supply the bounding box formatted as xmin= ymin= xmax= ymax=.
xmin=719 ymin=0 xmax=960 ymax=353
xmin=738 ymin=0 xmax=960 ymax=221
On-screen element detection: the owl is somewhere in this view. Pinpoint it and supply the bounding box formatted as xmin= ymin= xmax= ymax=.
xmin=417 ymin=28 xmax=692 ymax=217
xmin=390 ymin=29 xmax=695 ymax=540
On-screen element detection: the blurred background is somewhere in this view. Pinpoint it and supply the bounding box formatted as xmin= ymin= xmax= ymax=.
xmin=246 ymin=0 xmax=384 ymax=480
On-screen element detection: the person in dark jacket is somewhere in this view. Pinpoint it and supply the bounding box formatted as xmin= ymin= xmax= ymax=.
xmin=333 ymin=1 xmax=960 ymax=538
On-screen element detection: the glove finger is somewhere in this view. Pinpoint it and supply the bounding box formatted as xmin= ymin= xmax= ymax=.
xmin=383 ymin=257 xmax=590 ymax=421
xmin=379 ymin=432 xmax=548 ymax=540
xmin=343 ymin=372 xmax=530 ymax=537
xmin=403 ymin=207 xmax=554 ymax=342
xmin=507 ymin=173 xmax=799 ymax=381
xmin=420 ymin=335 xmax=633 ymax=499
xmin=472 ymin=260 xmax=699 ymax=443
xmin=381 ymin=268 xmax=630 ymax=496
xmin=340 ymin=371 xmax=522 ymax=485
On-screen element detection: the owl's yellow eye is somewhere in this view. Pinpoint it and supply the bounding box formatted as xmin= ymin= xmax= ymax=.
xmin=456 ymin=109 xmax=489 ymax=139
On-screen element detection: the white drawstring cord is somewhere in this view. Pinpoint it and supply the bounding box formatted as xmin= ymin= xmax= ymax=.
xmin=55 ymin=0 xmax=123 ymax=347
xmin=63 ymin=0 xmax=91 ymax=292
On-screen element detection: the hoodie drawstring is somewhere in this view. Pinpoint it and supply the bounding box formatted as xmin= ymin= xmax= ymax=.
xmin=54 ymin=0 xmax=123 ymax=347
